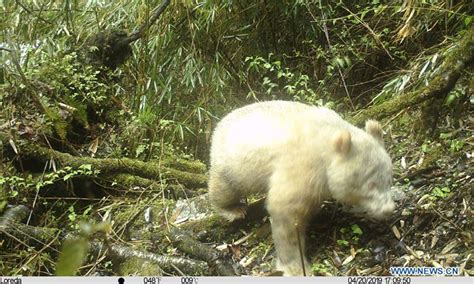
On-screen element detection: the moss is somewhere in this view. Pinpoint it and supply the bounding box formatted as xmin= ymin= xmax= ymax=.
xmin=118 ymin=257 xmax=163 ymax=275
xmin=13 ymin=141 xmax=208 ymax=188
xmin=180 ymin=214 xmax=230 ymax=241
xmin=65 ymin=97 xmax=90 ymax=129
xmin=44 ymin=106 xmax=68 ymax=140
xmin=421 ymin=143 xmax=445 ymax=169
xmin=163 ymin=168 xmax=208 ymax=188
xmin=159 ymin=156 xmax=207 ymax=174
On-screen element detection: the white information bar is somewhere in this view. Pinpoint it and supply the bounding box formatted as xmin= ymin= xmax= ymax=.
xmin=0 ymin=276 xmax=472 ymax=284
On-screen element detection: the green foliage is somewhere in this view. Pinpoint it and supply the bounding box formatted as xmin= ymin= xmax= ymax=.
xmin=2 ymin=0 xmax=472 ymax=151
xmin=336 ymin=239 xmax=350 ymax=247
xmin=67 ymin=205 xmax=94 ymax=230
xmin=1 ymin=43 xmax=119 ymax=141
xmin=56 ymin=237 xmax=89 ymax=276
xmin=0 ymin=0 xmax=472 ymax=278
xmin=430 ymin=186 xmax=451 ymax=200
xmin=55 ymin=222 xmax=111 ymax=275
xmin=371 ymin=48 xmax=446 ymax=105
xmin=440 ymin=133 xmax=465 ymax=152
xmin=1 ymin=0 xmax=473 ymax=277
xmin=44 ymin=106 xmax=69 ymax=140
xmin=248 ymin=241 xmax=272 ymax=260
xmin=337 ymin=224 xmax=363 ymax=247
xmin=421 ymin=143 xmax=431 ymax=153
xmin=0 ymin=175 xmax=23 ymax=198
xmin=0 ymin=165 xmax=99 ymax=201
xmin=311 ymin=261 xmax=333 ymax=276
xmin=245 ymin=54 xmax=323 ymax=105
xmin=118 ymin=112 xmax=198 ymax=160
xmin=24 ymin=50 xmax=111 ymax=106
xmin=444 ymin=89 xmax=463 ymax=106
xmin=350 ymin=224 xmax=363 ymax=235
xmin=448 ymin=140 xmax=465 ymax=152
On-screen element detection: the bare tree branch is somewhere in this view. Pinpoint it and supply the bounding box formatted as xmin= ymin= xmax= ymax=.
xmin=126 ymin=0 xmax=171 ymax=44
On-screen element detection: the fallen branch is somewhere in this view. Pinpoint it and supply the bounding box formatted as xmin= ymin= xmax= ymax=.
xmin=0 ymin=220 xmax=61 ymax=249
xmin=126 ymin=0 xmax=171 ymax=44
xmin=169 ymin=227 xmax=241 ymax=276
xmin=106 ymin=174 xmax=206 ymax=199
xmin=1 ymin=134 xmax=207 ymax=188
xmin=0 ymin=220 xmax=208 ymax=275
xmin=92 ymin=241 xmax=208 ymax=275
xmin=0 ymin=205 xmax=29 ymax=227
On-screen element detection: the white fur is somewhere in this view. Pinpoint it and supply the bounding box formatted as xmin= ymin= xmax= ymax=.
xmin=208 ymin=101 xmax=394 ymax=276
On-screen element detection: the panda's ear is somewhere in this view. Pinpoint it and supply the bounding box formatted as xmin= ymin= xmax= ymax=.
xmin=365 ymin=120 xmax=384 ymax=146
xmin=333 ymin=130 xmax=351 ymax=155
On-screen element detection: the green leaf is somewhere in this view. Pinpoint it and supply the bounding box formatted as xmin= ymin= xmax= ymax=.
xmin=464 ymin=16 xmax=472 ymax=27
xmin=439 ymin=133 xmax=450 ymax=140
xmin=55 ymin=238 xmax=89 ymax=276
xmin=445 ymin=94 xmax=456 ymax=106
xmin=135 ymin=144 xmax=147 ymax=158
xmin=421 ymin=144 xmax=430 ymax=153
xmin=337 ymin=239 xmax=349 ymax=246
xmin=79 ymin=164 xmax=92 ymax=171
xmin=351 ymin=224 xmax=363 ymax=235
xmin=432 ymin=187 xmax=450 ymax=198
xmin=63 ymin=173 xmax=75 ymax=181
xmin=335 ymin=57 xmax=345 ymax=68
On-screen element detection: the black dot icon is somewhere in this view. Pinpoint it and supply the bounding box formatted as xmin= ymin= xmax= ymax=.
xmin=118 ymin=277 xmax=125 ymax=284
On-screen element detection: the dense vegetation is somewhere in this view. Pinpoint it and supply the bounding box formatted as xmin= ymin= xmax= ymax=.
xmin=1 ymin=0 xmax=472 ymax=276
